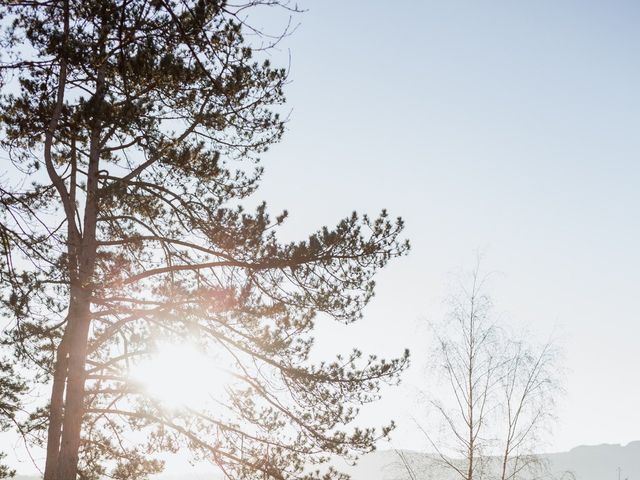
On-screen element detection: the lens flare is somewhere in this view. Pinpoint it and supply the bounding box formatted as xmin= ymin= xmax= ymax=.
xmin=128 ymin=342 xmax=232 ymax=410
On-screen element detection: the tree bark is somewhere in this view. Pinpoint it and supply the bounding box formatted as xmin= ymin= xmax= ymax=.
xmin=43 ymin=333 xmax=69 ymax=480
xmin=467 ymin=297 xmax=475 ymax=480
xmin=51 ymin=11 xmax=105 ymax=474
xmin=55 ymin=291 xmax=92 ymax=480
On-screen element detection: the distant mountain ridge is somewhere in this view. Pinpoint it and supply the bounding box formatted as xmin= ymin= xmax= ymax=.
xmin=341 ymin=442 xmax=640 ymax=480
xmin=545 ymin=442 xmax=640 ymax=480
xmin=13 ymin=441 xmax=640 ymax=480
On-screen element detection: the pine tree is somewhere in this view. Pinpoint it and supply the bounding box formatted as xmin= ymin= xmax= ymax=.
xmin=0 ymin=1 xmax=409 ymax=479
xmin=0 ymin=361 xmax=26 ymax=479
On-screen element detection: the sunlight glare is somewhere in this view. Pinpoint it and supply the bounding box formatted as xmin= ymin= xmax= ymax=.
xmin=128 ymin=342 xmax=232 ymax=410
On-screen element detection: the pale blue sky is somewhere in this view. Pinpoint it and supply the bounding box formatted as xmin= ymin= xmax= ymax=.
xmin=255 ymin=0 xmax=640 ymax=454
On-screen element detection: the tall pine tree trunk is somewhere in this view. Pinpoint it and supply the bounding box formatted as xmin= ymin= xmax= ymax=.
xmin=55 ymin=291 xmax=92 ymax=480
xmin=53 ymin=24 xmax=104 ymax=473
xmin=46 ymin=49 xmax=103 ymax=475
xmin=43 ymin=335 xmax=69 ymax=480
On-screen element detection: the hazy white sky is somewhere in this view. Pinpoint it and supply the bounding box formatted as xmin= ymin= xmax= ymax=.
xmin=253 ymin=0 xmax=640 ymax=455
xmin=4 ymin=0 xmax=640 ymax=474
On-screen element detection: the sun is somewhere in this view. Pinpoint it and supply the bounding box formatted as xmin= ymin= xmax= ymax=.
xmin=128 ymin=341 xmax=232 ymax=410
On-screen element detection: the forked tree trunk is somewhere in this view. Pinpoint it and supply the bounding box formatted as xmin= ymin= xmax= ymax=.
xmin=51 ymin=29 xmax=104 ymax=473
xmin=43 ymin=334 xmax=69 ymax=480
xmin=44 ymin=99 xmax=102 ymax=480
xmin=54 ymin=287 xmax=93 ymax=480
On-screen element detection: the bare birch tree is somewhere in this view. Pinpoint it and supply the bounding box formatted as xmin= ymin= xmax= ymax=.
xmin=421 ymin=268 xmax=500 ymax=480
xmin=402 ymin=265 xmax=562 ymax=480
xmin=497 ymin=338 xmax=560 ymax=480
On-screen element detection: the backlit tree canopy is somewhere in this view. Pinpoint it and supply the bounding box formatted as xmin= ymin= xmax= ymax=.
xmin=0 ymin=1 xmax=409 ymax=479
xmin=0 ymin=361 xmax=26 ymax=479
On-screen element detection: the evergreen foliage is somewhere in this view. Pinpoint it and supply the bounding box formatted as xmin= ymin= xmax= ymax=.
xmin=0 ymin=361 xmax=26 ymax=479
xmin=0 ymin=1 xmax=410 ymax=479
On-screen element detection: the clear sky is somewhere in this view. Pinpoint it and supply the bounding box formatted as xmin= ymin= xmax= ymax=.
xmin=4 ymin=0 xmax=640 ymax=474
xmin=253 ymin=0 xmax=640 ymax=455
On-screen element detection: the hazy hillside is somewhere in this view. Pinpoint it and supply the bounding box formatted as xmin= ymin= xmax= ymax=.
xmin=547 ymin=442 xmax=640 ymax=480
xmin=336 ymin=441 xmax=640 ymax=480
xmin=14 ymin=441 xmax=640 ymax=480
